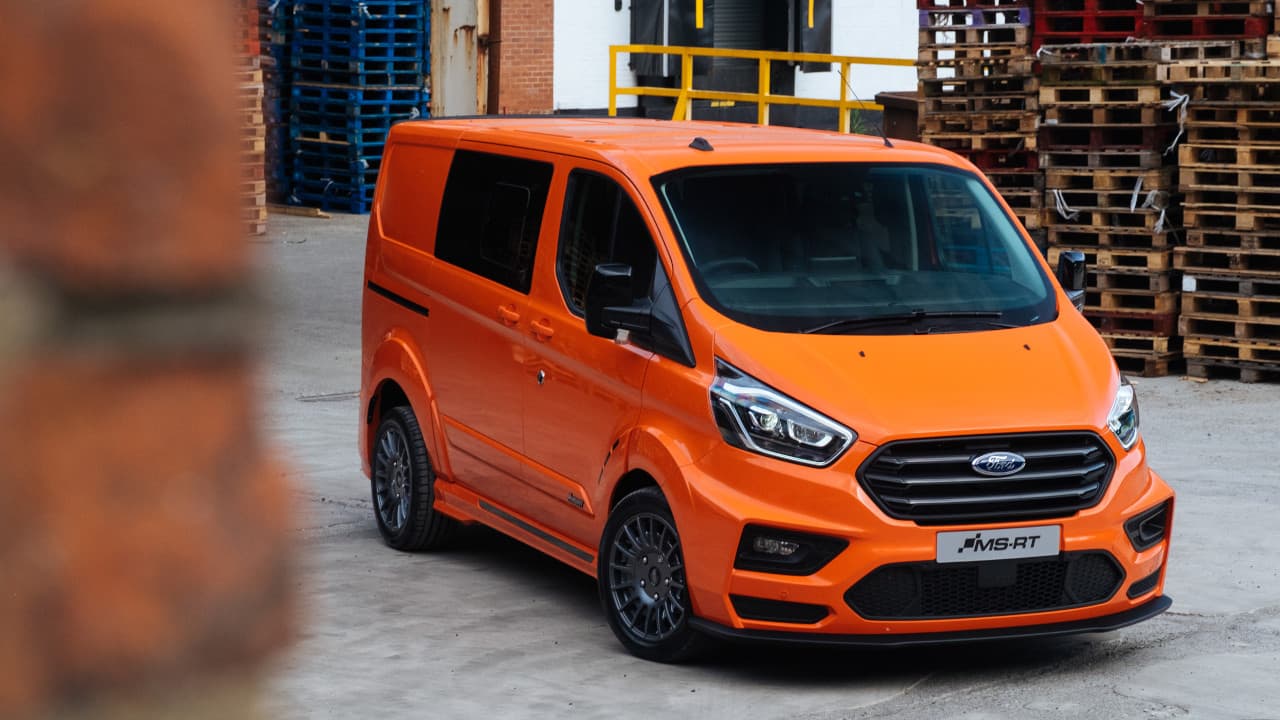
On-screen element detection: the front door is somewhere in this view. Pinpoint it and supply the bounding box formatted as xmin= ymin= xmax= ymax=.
xmin=520 ymin=166 xmax=667 ymax=545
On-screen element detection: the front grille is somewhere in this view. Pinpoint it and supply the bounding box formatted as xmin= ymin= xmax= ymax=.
xmin=845 ymin=551 xmax=1124 ymax=620
xmin=857 ymin=432 xmax=1115 ymax=525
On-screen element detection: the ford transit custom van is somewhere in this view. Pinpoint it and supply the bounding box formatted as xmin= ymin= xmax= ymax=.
xmin=359 ymin=118 xmax=1173 ymax=661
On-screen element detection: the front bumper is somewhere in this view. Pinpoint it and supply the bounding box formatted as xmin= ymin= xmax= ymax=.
xmin=674 ymin=437 xmax=1175 ymax=639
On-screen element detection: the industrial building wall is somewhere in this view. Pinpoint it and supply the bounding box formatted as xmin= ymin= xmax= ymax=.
xmin=551 ymin=0 xmax=917 ymax=113
xmin=495 ymin=0 xmax=556 ymax=113
xmin=553 ymin=1 xmax=636 ymax=111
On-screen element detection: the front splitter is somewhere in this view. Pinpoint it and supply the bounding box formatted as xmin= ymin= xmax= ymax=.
xmin=690 ymin=595 xmax=1172 ymax=648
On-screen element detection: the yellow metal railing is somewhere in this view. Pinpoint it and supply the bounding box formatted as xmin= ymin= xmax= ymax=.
xmin=608 ymin=45 xmax=915 ymax=133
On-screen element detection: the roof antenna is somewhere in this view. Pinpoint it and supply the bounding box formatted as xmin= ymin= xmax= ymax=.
xmin=689 ymin=136 xmax=714 ymax=152
xmin=840 ymin=68 xmax=893 ymax=148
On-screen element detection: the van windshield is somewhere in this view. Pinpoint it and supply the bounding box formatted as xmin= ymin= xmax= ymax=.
xmin=653 ymin=163 xmax=1057 ymax=334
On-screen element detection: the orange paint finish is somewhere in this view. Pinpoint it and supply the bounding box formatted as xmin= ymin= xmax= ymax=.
xmin=360 ymin=117 xmax=1174 ymax=655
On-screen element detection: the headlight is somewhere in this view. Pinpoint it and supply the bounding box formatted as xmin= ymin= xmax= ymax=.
xmin=1107 ymin=376 xmax=1140 ymax=450
xmin=710 ymin=360 xmax=855 ymax=466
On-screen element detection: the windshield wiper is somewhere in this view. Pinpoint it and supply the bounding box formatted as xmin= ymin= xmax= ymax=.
xmin=801 ymin=309 xmax=1013 ymax=335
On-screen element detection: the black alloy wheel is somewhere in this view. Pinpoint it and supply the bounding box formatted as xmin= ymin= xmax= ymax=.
xmin=599 ymin=487 xmax=704 ymax=662
xmin=371 ymin=405 xmax=455 ymax=551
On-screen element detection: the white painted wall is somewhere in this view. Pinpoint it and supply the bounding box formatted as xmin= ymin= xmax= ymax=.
xmin=553 ymin=0 xmax=637 ymax=110
xmin=551 ymin=0 xmax=917 ymax=112
xmin=794 ymin=0 xmax=918 ymax=102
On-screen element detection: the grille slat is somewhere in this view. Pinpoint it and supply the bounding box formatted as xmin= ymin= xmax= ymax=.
xmin=880 ymin=483 xmax=1102 ymax=509
xmin=858 ymin=432 xmax=1115 ymax=525
xmin=877 ymin=461 xmax=1109 ymax=489
xmin=845 ymin=551 xmax=1124 ymax=620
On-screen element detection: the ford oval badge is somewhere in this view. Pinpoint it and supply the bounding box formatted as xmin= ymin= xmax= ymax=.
xmin=971 ymin=452 xmax=1027 ymax=477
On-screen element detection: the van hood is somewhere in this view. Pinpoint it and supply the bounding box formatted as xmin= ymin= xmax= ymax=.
xmin=711 ymin=311 xmax=1120 ymax=446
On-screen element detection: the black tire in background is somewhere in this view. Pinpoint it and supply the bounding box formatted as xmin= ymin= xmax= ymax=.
xmin=370 ymin=405 xmax=456 ymax=551
xmin=598 ymin=486 xmax=704 ymax=662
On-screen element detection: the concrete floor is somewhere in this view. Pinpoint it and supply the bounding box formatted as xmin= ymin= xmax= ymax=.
xmin=258 ymin=213 xmax=1280 ymax=719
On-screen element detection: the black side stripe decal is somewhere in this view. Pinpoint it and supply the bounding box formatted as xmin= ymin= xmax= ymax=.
xmin=367 ymin=281 xmax=429 ymax=317
xmin=479 ymin=500 xmax=595 ymax=564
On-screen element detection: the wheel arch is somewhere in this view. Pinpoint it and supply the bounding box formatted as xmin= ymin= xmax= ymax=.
xmin=362 ymin=331 xmax=445 ymax=477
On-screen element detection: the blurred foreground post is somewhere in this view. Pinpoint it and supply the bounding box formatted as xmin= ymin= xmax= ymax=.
xmin=0 ymin=3 xmax=293 ymax=717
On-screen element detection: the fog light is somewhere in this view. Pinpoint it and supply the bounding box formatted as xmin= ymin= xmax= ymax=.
xmin=735 ymin=524 xmax=848 ymax=576
xmin=753 ymin=536 xmax=800 ymax=556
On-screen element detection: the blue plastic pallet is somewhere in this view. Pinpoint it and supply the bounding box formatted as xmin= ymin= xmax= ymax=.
xmin=290 ymin=55 xmax=423 ymax=73
xmin=289 ymin=123 xmax=396 ymax=146
xmin=290 ymin=141 xmax=386 ymax=168
xmin=290 ymin=68 xmax=424 ymax=87
xmin=291 ymin=39 xmax=423 ymax=62
xmin=292 ymin=161 xmax=380 ymax=181
xmin=290 ymin=84 xmax=426 ymax=117
xmin=287 ymin=110 xmax=416 ymax=129
xmin=289 ymin=181 xmax=376 ymax=214
xmin=292 ymin=160 xmax=380 ymax=182
xmin=292 ymin=8 xmax=427 ymax=32
xmin=293 ymin=0 xmax=429 ymax=16
xmin=292 ymin=16 xmax=426 ymax=35
xmin=292 ymin=25 xmax=426 ymax=45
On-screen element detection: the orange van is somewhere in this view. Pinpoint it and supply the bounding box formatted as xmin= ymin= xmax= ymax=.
xmin=359 ymin=118 xmax=1173 ymax=661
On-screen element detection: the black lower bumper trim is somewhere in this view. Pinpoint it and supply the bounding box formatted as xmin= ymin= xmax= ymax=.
xmin=690 ymin=595 xmax=1171 ymax=648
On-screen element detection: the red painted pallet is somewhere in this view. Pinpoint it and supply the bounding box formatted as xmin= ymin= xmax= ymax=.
xmin=957 ymin=148 xmax=1041 ymax=171
xmin=1140 ymin=14 xmax=1271 ymax=40
xmin=1085 ymin=309 xmax=1179 ymax=336
xmin=1039 ymin=124 xmax=1176 ymax=152
xmin=1032 ymin=0 xmax=1143 ymax=50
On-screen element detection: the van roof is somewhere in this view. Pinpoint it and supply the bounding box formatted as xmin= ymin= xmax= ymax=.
xmin=389 ymin=117 xmax=966 ymax=176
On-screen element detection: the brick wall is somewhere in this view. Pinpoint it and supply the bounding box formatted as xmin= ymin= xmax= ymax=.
xmin=0 ymin=2 xmax=292 ymax=717
xmin=494 ymin=0 xmax=555 ymax=113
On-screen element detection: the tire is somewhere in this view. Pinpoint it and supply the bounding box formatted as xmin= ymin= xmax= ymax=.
xmin=370 ymin=405 xmax=456 ymax=551
xmin=598 ymin=487 xmax=704 ymax=662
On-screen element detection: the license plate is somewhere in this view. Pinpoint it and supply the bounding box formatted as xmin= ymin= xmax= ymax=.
xmin=936 ymin=525 xmax=1060 ymax=564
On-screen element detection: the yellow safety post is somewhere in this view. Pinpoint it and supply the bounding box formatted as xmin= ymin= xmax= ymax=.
xmin=757 ymin=57 xmax=770 ymax=127
xmin=837 ymin=62 xmax=850 ymax=133
xmin=608 ymin=46 xmax=618 ymax=117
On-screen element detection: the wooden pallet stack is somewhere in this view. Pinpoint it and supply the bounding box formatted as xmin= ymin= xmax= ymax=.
xmin=917 ymin=0 xmax=1043 ymax=236
xmin=238 ymin=0 xmax=268 ymax=236
xmin=1039 ymin=41 xmax=1186 ymax=377
xmin=1171 ymin=57 xmax=1280 ymax=381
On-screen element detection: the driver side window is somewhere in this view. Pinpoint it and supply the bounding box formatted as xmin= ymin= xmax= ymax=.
xmin=557 ymin=171 xmax=657 ymax=316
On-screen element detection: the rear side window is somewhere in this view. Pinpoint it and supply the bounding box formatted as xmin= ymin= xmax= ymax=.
xmin=435 ymin=150 xmax=553 ymax=293
xmin=557 ymin=171 xmax=657 ymax=315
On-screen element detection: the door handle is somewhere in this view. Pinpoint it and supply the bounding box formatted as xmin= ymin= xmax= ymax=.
xmin=530 ymin=318 xmax=555 ymax=341
xmin=498 ymin=304 xmax=521 ymax=325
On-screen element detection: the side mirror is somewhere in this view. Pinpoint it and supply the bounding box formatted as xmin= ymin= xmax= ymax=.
xmin=585 ymin=263 xmax=652 ymax=339
xmin=1056 ymin=250 xmax=1087 ymax=312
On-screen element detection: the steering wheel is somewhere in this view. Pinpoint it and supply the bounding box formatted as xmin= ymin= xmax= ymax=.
xmin=700 ymin=257 xmax=761 ymax=276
